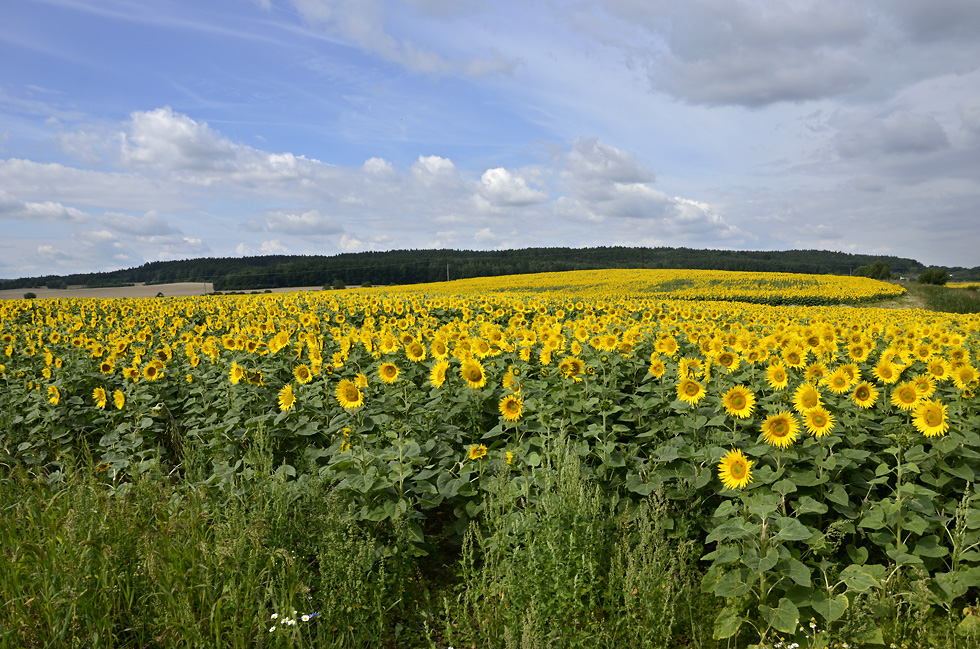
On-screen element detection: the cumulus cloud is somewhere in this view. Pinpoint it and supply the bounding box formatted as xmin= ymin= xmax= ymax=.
xmin=260 ymin=239 xmax=290 ymax=254
xmin=479 ymin=167 xmax=548 ymax=206
xmin=836 ymin=110 xmax=950 ymax=158
xmin=0 ymin=190 xmax=87 ymax=222
xmin=564 ymin=137 xmax=654 ymax=184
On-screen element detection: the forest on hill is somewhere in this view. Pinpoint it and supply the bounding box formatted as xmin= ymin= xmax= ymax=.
xmin=1 ymin=246 xmax=974 ymax=291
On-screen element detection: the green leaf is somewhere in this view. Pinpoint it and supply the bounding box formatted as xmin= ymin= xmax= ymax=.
xmin=745 ymin=492 xmax=782 ymax=519
xmin=914 ymin=535 xmax=949 ymax=559
xmin=773 ymin=516 xmax=813 ymax=542
xmin=780 ymin=557 xmax=811 ymax=587
xmin=811 ymin=591 xmax=848 ymax=623
xmin=713 ymin=606 xmax=743 ymax=640
xmin=706 ymin=518 xmax=756 ymax=543
xmin=796 ymin=496 xmax=828 ymax=515
xmin=773 ymin=478 xmax=797 ymax=496
xmin=702 ymin=544 xmax=741 ymax=567
xmin=759 ymin=597 xmax=799 ymax=634
xmin=713 ymin=568 xmax=754 ymax=598
xmin=852 ymin=625 xmax=885 ymax=645
xmin=840 ymin=564 xmax=882 ymax=592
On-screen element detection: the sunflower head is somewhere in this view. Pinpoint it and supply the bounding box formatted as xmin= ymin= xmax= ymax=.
xmin=468 ymin=444 xmax=488 ymax=460
xmin=460 ymin=359 xmax=487 ymax=389
xmin=718 ymin=448 xmax=753 ymax=490
xmin=335 ymin=379 xmax=364 ymax=410
xmin=722 ymin=385 xmax=755 ymax=419
xmin=677 ymin=378 xmax=706 ymax=405
xmin=913 ymin=398 xmax=948 ymax=437
xmin=803 ymin=406 xmax=835 ymax=437
xmin=851 ymin=381 xmax=879 ymax=409
xmin=761 ymin=411 xmax=799 ymax=449
xmin=379 ymin=362 xmax=400 ymax=384
xmin=499 ymin=394 xmax=524 ymax=422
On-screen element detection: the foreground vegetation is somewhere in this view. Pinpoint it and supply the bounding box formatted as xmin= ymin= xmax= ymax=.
xmin=2 ymin=269 xmax=980 ymax=648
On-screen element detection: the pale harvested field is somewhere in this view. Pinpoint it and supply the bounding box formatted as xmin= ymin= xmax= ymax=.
xmin=0 ymin=283 xmax=328 ymax=300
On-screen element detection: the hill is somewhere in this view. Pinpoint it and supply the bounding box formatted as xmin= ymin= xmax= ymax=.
xmin=0 ymin=246 xmax=971 ymax=292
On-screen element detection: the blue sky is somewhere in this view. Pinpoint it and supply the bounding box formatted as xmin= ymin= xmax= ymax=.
xmin=2 ymin=0 xmax=979 ymax=278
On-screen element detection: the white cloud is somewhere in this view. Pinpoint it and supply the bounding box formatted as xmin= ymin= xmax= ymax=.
xmin=260 ymin=239 xmax=290 ymax=254
xmin=0 ymin=190 xmax=87 ymax=222
xmin=266 ymin=209 xmax=344 ymax=235
xmin=479 ymin=167 xmax=548 ymax=206
xmin=473 ymin=227 xmax=497 ymax=243
xmin=101 ymin=210 xmax=181 ymax=236
xmin=339 ymin=233 xmax=364 ymax=251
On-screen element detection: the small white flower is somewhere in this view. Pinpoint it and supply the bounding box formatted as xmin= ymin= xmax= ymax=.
xmin=269 ymin=626 xmax=276 ymax=632
xmin=302 ymin=614 xmax=310 ymax=622
xmin=271 ymin=613 xmax=278 ymax=620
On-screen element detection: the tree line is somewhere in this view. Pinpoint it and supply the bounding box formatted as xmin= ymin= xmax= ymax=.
xmin=2 ymin=246 xmax=974 ymax=291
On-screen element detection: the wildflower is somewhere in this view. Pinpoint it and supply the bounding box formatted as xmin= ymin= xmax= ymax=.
xmin=47 ymin=385 xmax=60 ymax=405
xmin=93 ymin=386 xmax=108 ymax=409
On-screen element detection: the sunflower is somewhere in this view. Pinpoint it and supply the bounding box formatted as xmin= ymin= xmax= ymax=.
xmin=716 ymin=351 xmax=740 ymax=373
xmin=912 ymin=398 xmax=948 ymax=437
xmin=335 ymin=379 xmax=364 ymax=410
xmin=468 ymin=444 xmax=488 ymax=460
xmin=912 ymin=374 xmax=937 ymax=398
xmin=823 ymin=367 xmax=852 ymax=395
xmin=229 ymin=361 xmax=244 ymax=385
xmin=429 ymin=359 xmax=449 ymax=388
xmin=851 ymin=381 xmax=879 ymax=409
xmin=648 ymin=358 xmax=666 ymax=378
xmin=278 ymin=384 xmax=296 ymax=412
xmin=952 ymin=364 xmax=978 ymax=390
xmin=722 ymin=385 xmax=755 ymax=419
xmin=804 ymin=361 xmax=828 ymax=383
xmin=872 ymin=359 xmax=902 ymax=385
xmin=891 ymin=380 xmax=920 ymax=411
xmin=113 ymin=389 xmax=125 ymax=410
xmin=378 ymin=362 xmax=400 ymax=384
xmin=47 ymin=385 xmax=60 ymax=405
xmin=143 ymin=361 xmax=163 ymax=381
xmin=93 ymin=386 xmax=107 ymax=409
xmin=460 ymin=358 xmax=487 ymax=389
xmin=99 ymin=360 xmax=114 ymax=375
xmin=677 ymin=377 xmax=706 ymax=405
xmin=355 ymin=372 xmax=369 ymax=388
xmin=782 ymin=345 xmax=806 ymax=369
xmin=765 ymin=362 xmax=789 ymax=390
xmin=717 ymin=448 xmax=754 ymax=490
xmin=926 ymin=358 xmax=950 ymax=382
xmin=293 ymin=364 xmax=313 ymax=384
xmin=499 ymin=394 xmax=524 ymax=422
xmin=761 ymin=411 xmax=799 ymax=449
xmin=792 ymin=383 xmax=822 ymax=413
xmin=405 ymin=340 xmax=427 ymax=362
xmin=803 ymin=406 xmax=835 ymax=437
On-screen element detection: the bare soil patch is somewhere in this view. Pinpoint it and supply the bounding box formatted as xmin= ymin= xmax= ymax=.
xmin=0 ymin=283 xmax=328 ymax=301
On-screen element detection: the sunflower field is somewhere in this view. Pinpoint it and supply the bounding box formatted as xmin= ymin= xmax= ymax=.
xmin=2 ymin=268 xmax=980 ymax=648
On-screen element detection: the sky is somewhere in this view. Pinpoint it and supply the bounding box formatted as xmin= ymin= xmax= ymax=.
xmin=1 ymin=0 xmax=979 ymax=279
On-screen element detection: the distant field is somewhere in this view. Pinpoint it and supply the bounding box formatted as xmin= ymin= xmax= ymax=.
xmin=0 ymin=283 xmax=327 ymax=300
